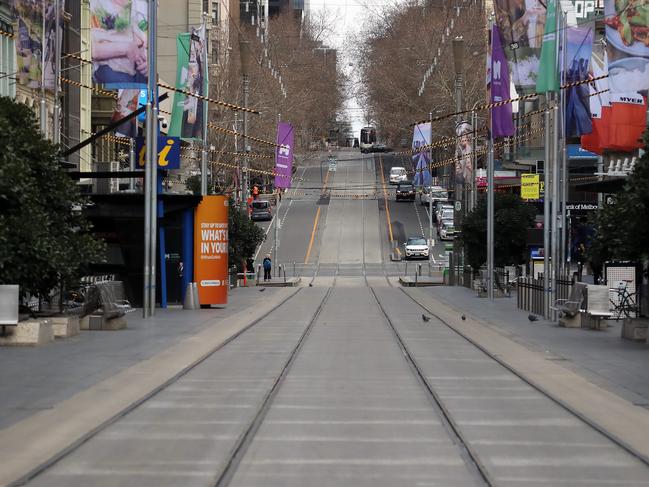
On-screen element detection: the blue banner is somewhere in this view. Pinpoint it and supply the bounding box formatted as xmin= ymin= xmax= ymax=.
xmin=136 ymin=136 xmax=181 ymax=170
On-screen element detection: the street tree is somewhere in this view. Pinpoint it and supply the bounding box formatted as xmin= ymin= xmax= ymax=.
xmin=460 ymin=193 xmax=536 ymax=270
xmin=0 ymin=97 xmax=105 ymax=298
xmin=228 ymin=200 xmax=265 ymax=272
xmin=591 ymin=129 xmax=649 ymax=264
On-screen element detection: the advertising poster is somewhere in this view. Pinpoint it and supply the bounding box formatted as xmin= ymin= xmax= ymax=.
xmin=274 ymin=122 xmax=294 ymax=189
xmin=412 ymin=122 xmax=432 ymax=187
xmin=13 ymin=0 xmax=63 ymax=91
xmin=564 ymin=1 xmax=596 ymax=136
xmin=89 ymin=0 xmax=148 ymax=88
xmin=605 ymin=0 xmax=649 ymax=95
xmin=490 ymin=24 xmax=516 ymax=138
xmin=169 ymin=26 xmax=206 ymax=139
xmin=112 ymin=88 xmax=140 ymax=137
xmin=521 ymin=173 xmax=540 ymax=200
xmin=194 ymin=195 xmax=229 ymax=306
xmin=455 ymin=120 xmax=473 ymax=184
xmin=493 ymin=0 xmax=547 ymax=93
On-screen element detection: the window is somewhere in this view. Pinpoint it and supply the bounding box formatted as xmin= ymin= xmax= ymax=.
xmin=0 ymin=22 xmax=16 ymax=99
xmin=203 ymin=0 xmax=209 ymax=14
xmin=212 ymin=1 xmax=219 ymax=23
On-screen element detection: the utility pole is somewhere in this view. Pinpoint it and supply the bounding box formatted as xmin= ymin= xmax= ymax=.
xmin=144 ymin=0 xmax=158 ymax=318
xmin=487 ymin=133 xmax=495 ymax=300
xmin=274 ymin=113 xmax=281 ymax=277
xmin=39 ymin=2 xmax=47 ymax=137
xmin=201 ymin=14 xmax=210 ymax=196
xmin=429 ymin=111 xmax=433 ymax=247
xmin=53 ymin=0 xmax=62 ymax=145
xmin=239 ymin=39 xmax=252 ymax=211
xmin=470 ymin=109 xmax=478 ymax=210
xmin=543 ymin=106 xmax=552 ymax=318
xmin=452 ymin=36 xmax=464 ymax=284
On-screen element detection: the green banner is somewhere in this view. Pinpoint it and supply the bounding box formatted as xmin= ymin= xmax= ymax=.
xmin=536 ymin=0 xmax=560 ymax=93
xmin=168 ymin=27 xmax=205 ymax=140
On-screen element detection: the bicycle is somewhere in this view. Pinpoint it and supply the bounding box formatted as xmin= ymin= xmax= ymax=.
xmin=608 ymin=280 xmax=638 ymax=320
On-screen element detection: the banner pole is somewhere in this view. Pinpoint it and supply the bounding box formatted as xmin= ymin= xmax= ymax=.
xmin=543 ymin=105 xmax=551 ymax=318
xmin=201 ymin=14 xmax=209 ymax=196
xmin=40 ymin=0 xmax=47 ymax=137
xmin=149 ymin=0 xmax=159 ymax=317
xmin=53 ymin=0 xmax=62 ymax=145
xmin=487 ymin=129 xmax=494 ymax=300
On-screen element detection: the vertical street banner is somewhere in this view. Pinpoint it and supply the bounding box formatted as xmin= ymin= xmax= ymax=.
xmin=455 ymin=121 xmax=473 ymax=185
xmin=112 ymin=88 xmax=140 ymax=137
xmin=605 ymin=0 xmax=649 ymax=95
xmin=490 ymin=24 xmax=516 ymax=138
xmin=194 ymin=195 xmax=229 ymax=306
xmin=274 ymin=122 xmax=294 ymax=190
xmin=536 ymin=0 xmax=559 ymax=92
xmin=168 ymin=26 xmax=206 ymax=140
xmin=581 ymin=48 xmax=610 ymax=154
xmin=412 ymin=122 xmax=432 ymax=188
xmin=493 ymin=0 xmax=547 ymax=94
xmin=89 ymin=0 xmax=148 ymax=89
xmin=564 ymin=0 xmax=595 ymax=137
xmin=13 ymin=0 xmax=64 ymax=91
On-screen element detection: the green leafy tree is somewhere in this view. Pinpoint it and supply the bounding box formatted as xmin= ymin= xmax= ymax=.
xmin=228 ymin=200 xmax=265 ymax=272
xmin=591 ymin=128 xmax=649 ymax=263
xmin=460 ymin=193 xmax=536 ymax=269
xmin=0 ymin=97 xmax=105 ymax=298
xmin=185 ymin=174 xmax=202 ymax=196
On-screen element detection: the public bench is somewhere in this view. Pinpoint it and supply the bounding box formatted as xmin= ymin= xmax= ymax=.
xmin=582 ymin=285 xmax=613 ymax=330
xmin=551 ymin=282 xmax=587 ymax=328
xmin=82 ymin=281 xmax=133 ymax=330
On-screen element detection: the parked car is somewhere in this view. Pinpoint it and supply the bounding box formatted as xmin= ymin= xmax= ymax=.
xmin=250 ymin=200 xmax=273 ymax=221
xmin=404 ymin=236 xmax=429 ymax=260
xmin=396 ymin=183 xmax=416 ymax=201
xmin=436 ymin=205 xmax=454 ymax=227
xmin=420 ymin=186 xmax=449 ymax=206
xmin=439 ymin=219 xmax=457 ymax=240
xmin=389 ymin=166 xmax=408 ymax=184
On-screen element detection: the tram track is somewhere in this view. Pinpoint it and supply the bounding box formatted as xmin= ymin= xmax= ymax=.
xmin=9 ymin=288 xmax=310 ymax=487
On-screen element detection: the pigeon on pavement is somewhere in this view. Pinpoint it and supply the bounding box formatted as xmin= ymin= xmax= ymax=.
xmin=422 ymin=314 xmax=430 ymax=322
xmin=461 ymin=314 xmax=466 ymax=321
xmin=259 ymin=288 xmax=266 ymax=292
xmin=528 ymin=314 xmax=539 ymax=322
xmin=308 ymin=283 xmax=313 ymax=287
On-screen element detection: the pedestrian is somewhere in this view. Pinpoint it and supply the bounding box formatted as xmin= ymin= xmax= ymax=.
xmin=263 ymin=254 xmax=272 ymax=281
xmin=252 ymin=185 xmax=259 ymax=200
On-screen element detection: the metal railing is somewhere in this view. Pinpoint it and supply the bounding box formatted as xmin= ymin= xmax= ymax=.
xmin=517 ymin=275 xmax=573 ymax=315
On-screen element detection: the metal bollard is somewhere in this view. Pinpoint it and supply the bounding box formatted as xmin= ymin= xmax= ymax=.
xmin=418 ymin=263 xmax=422 ymax=277
xmin=415 ymin=270 xmax=418 ymax=285
xmin=283 ymin=266 xmax=287 ymax=283
xmin=256 ymin=264 xmax=261 ymax=285
xmin=293 ymin=261 xmax=296 ymax=277
xmin=405 ymin=261 xmax=408 ymax=276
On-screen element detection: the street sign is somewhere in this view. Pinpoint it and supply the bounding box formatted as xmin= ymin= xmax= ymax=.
xmin=454 ymin=201 xmax=461 ymax=211
xmin=328 ymin=160 xmax=337 ymax=172
xmin=521 ymin=173 xmax=540 ymax=200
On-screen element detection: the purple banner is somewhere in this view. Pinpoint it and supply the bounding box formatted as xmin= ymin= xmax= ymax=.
xmin=490 ymin=25 xmax=515 ymax=138
xmin=274 ymin=122 xmax=294 ymax=189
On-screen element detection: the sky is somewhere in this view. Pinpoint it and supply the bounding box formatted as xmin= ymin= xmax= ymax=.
xmin=308 ymin=0 xmax=405 ymax=138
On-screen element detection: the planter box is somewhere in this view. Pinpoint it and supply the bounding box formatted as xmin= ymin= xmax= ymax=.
xmin=621 ymin=318 xmax=648 ymax=342
xmin=50 ymin=316 xmax=80 ymax=338
xmin=0 ymin=319 xmax=53 ymax=346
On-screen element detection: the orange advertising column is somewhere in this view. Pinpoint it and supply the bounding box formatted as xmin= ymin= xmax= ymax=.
xmin=194 ymin=195 xmax=229 ymax=306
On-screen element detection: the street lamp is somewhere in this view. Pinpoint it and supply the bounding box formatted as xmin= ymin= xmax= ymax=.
xmin=239 ymin=38 xmax=252 ymax=209
xmin=452 ymin=36 xmax=464 ymax=286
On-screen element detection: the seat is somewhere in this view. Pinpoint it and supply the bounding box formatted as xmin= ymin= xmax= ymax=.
xmin=551 ymin=282 xmax=586 ymax=327
xmin=584 ymin=285 xmax=613 ymax=330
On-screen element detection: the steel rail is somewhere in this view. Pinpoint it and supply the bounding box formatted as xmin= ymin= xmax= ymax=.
xmin=213 ymin=287 xmax=333 ymax=487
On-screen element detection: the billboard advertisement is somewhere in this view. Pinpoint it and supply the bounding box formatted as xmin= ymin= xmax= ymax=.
xmin=493 ymin=0 xmax=547 ymax=93
xmin=275 ymin=122 xmax=294 ymax=189
xmin=412 ymin=122 xmax=432 ymax=187
xmin=194 ymin=195 xmax=229 ymax=306
xmin=89 ymin=0 xmax=148 ymax=88
xmin=168 ymin=26 xmax=206 ymax=140
xmin=13 ymin=0 xmax=64 ymax=91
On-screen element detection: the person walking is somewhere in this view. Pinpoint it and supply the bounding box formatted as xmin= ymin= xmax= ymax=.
xmin=263 ymin=254 xmax=272 ymax=281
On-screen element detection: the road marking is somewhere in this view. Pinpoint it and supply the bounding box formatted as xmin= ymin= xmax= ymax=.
xmin=304 ymin=207 xmax=321 ymax=264
xmin=378 ymin=156 xmax=394 ymax=243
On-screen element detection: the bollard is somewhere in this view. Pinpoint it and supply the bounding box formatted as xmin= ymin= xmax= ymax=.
xmin=283 ymin=266 xmax=287 ymax=283
xmin=183 ymin=282 xmax=196 ymax=310
xmin=449 ymin=252 xmax=455 ymax=286
xmin=418 ymin=263 xmax=422 ymax=277
xmin=256 ymin=264 xmax=261 ymax=285
xmin=293 ymin=261 xmax=296 ymax=277
xmin=191 ymin=282 xmax=200 ymax=309
xmin=278 ymin=264 xmax=282 ymax=281
xmin=405 ymin=261 xmax=408 ymax=276
xmin=415 ymin=270 xmax=418 ymax=285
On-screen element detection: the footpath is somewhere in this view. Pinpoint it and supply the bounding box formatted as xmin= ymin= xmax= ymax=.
xmin=419 ymin=286 xmax=649 ymax=407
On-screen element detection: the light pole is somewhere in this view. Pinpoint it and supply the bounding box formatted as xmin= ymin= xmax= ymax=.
xmin=201 ymin=14 xmax=210 ymax=196
xmin=452 ymin=36 xmax=464 ymax=284
xmin=239 ymin=38 xmax=252 ymax=210
xmin=53 ymin=0 xmax=62 ymax=144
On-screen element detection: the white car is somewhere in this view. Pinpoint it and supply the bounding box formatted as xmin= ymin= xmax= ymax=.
xmin=389 ymin=167 xmax=408 ymax=184
xmin=439 ymin=220 xmax=456 ymax=240
xmin=420 ymin=186 xmax=448 ymax=206
xmin=436 ymin=206 xmax=454 ymax=227
xmin=404 ymin=236 xmax=429 ymax=260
